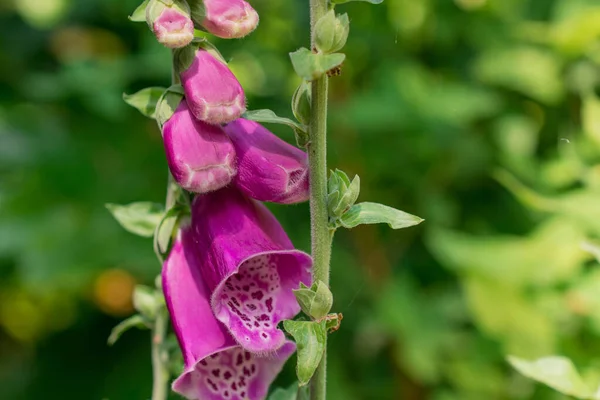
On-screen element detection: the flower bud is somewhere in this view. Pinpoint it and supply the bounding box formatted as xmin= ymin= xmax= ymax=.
xmin=162 ymin=99 xmax=237 ymax=193
xmin=327 ymin=169 xmax=360 ymax=217
xmin=175 ymin=43 xmax=246 ymax=125
xmin=189 ymin=0 xmax=259 ymax=39
xmin=314 ymin=10 xmax=349 ymax=54
xmin=146 ymin=0 xmax=194 ymax=49
xmin=292 ymin=80 xmax=311 ymax=126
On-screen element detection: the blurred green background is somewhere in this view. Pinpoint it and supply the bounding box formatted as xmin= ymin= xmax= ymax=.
xmin=2 ymin=0 xmax=600 ymax=399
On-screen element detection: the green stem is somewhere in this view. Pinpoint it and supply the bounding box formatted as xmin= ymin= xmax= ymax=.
xmin=309 ymin=0 xmax=332 ymax=399
xmin=151 ymin=307 xmax=169 ymax=400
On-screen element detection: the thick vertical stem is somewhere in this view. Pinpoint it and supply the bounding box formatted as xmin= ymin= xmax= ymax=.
xmin=309 ymin=0 xmax=332 ymax=399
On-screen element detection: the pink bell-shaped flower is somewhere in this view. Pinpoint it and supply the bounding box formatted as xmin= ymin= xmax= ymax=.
xmin=190 ymin=0 xmax=259 ymax=39
xmin=164 ymin=227 xmax=295 ymax=400
xmin=190 ymin=187 xmax=312 ymax=353
xmin=147 ymin=0 xmax=194 ymax=48
xmin=162 ymin=100 xmax=236 ymax=193
xmin=224 ymin=118 xmax=309 ymax=204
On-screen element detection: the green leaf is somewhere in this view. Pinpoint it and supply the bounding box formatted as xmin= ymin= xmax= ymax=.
xmin=289 ymin=48 xmax=345 ymax=81
xmin=106 ymin=202 xmax=165 ymax=237
xmin=155 ymin=85 xmax=185 ymax=127
xmin=107 ymin=315 xmax=149 ymax=346
xmin=331 ymin=0 xmax=384 ymax=4
xmin=268 ymin=383 xmax=309 ymax=400
xmin=153 ymin=205 xmax=185 ymax=262
xmin=508 ymin=356 xmax=600 ymax=399
xmin=132 ymin=285 xmax=161 ymax=320
xmin=122 ymin=87 xmax=166 ymax=118
xmin=339 ymin=202 xmax=423 ymax=230
xmin=242 ymin=109 xmax=306 ymax=134
xmin=283 ymin=320 xmax=327 ymax=386
xmin=128 ymin=0 xmax=150 ymax=22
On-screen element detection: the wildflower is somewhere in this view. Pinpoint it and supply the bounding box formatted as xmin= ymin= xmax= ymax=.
xmin=190 ymin=187 xmax=312 ymax=352
xmin=190 ymin=0 xmax=259 ymax=39
xmin=225 ymin=118 xmax=310 ymax=204
xmin=162 ymin=100 xmax=236 ymax=193
xmin=147 ymin=0 xmax=194 ymax=48
xmin=164 ymin=228 xmax=295 ymax=400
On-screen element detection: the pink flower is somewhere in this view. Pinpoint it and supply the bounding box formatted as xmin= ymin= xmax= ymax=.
xmin=163 ymin=227 xmax=295 ymax=400
xmin=225 ymin=119 xmax=309 ymax=204
xmin=196 ymin=0 xmax=259 ymax=39
xmin=147 ymin=0 xmax=194 ymax=48
xmin=179 ymin=46 xmax=246 ymax=125
xmin=162 ymin=100 xmax=236 ymax=193
xmin=189 ymin=187 xmax=312 ymax=353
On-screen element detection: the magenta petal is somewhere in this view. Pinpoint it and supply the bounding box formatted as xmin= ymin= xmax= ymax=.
xmin=201 ymin=0 xmax=259 ymax=39
xmin=181 ymin=48 xmax=246 ymax=125
xmin=152 ymin=8 xmax=194 ymax=48
xmin=190 ymin=188 xmax=313 ymax=352
xmin=164 ymin=229 xmax=296 ymax=400
xmin=224 ymin=119 xmax=309 ymax=204
xmin=162 ymin=100 xmax=236 ymax=193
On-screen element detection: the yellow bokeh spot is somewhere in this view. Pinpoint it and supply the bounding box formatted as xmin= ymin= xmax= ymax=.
xmin=93 ymin=269 xmax=136 ymax=317
xmin=15 ymin=0 xmax=69 ymax=29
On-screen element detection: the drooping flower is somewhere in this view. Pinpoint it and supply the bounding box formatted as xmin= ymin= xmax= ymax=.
xmin=224 ymin=118 xmax=310 ymax=204
xmin=189 ymin=0 xmax=259 ymax=39
xmin=190 ymin=187 xmax=312 ymax=353
xmin=163 ymin=228 xmax=295 ymax=400
xmin=162 ymin=99 xmax=236 ymax=193
xmin=146 ymin=0 xmax=195 ymax=48
xmin=176 ymin=44 xmax=246 ymax=125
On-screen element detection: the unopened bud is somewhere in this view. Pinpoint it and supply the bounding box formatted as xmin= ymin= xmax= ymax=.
xmin=189 ymin=0 xmax=259 ymax=39
xmin=314 ymin=10 xmax=350 ymax=54
xmin=146 ymin=0 xmax=194 ymax=48
xmin=292 ymin=80 xmax=311 ymax=126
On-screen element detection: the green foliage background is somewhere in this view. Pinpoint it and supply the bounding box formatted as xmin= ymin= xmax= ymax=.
xmin=1 ymin=0 xmax=600 ymax=399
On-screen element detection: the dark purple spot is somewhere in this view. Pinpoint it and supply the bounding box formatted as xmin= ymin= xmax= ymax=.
xmin=239 ymin=377 xmax=246 ymax=386
xmin=257 ymin=314 xmax=269 ymax=321
xmin=245 ymin=352 xmax=251 ymax=361
xmin=207 ymin=378 xmax=218 ymax=391
xmin=247 ymin=304 xmax=257 ymax=311
xmin=224 ymin=371 xmax=232 ymax=380
xmin=243 ymin=366 xmax=251 ymax=376
xmin=236 ymin=354 xmax=244 ymax=366
xmin=235 ymin=275 xmax=242 ymax=281
xmin=251 ymin=364 xmax=256 ymax=373
xmin=251 ymin=291 xmax=264 ymax=300
xmin=242 ymin=285 xmax=250 ymax=292
xmin=211 ymin=369 xmax=220 ymax=378
xmin=231 ymin=297 xmax=240 ymax=307
xmin=266 ymin=298 xmax=273 ymax=312
xmin=261 ymin=333 xmax=268 ymax=338
xmin=200 ymin=360 xmax=207 ymax=366
xmin=231 ymin=382 xmax=237 ymax=391
xmin=254 ymin=321 xmax=259 ymax=327
xmin=241 ymin=392 xmax=246 ymax=397
xmin=224 ymin=391 xmax=229 ymax=397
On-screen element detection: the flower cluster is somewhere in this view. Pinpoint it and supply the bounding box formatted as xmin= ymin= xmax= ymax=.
xmin=149 ymin=1 xmax=314 ymax=398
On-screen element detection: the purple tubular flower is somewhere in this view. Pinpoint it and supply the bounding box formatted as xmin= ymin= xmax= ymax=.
xmin=164 ymin=228 xmax=296 ymax=400
xmin=224 ymin=118 xmax=310 ymax=204
xmin=162 ymin=100 xmax=236 ymax=193
xmin=148 ymin=0 xmax=194 ymax=48
xmin=201 ymin=0 xmax=259 ymax=39
xmin=190 ymin=188 xmax=312 ymax=353
xmin=181 ymin=47 xmax=246 ymax=125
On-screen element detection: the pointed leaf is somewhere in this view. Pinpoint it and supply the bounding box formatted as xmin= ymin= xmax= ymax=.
xmin=128 ymin=0 xmax=150 ymax=22
xmin=242 ymin=109 xmax=306 ymax=134
xmin=106 ymin=202 xmax=164 ymax=237
xmin=123 ymin=87 xmax=166 ymax=118
xmin=310 ymin=281 xmax=333 ymax=320
xmin=339 ymin=202 xmax=423 ymax=229
xmin=283 ymin=320 xmax=327 ymax=386
xmin=508 ymin=356 xmax=600 ymax=399
xmin=107 ymin=314 xmax=149 ymax=346
xmin=289 ymin=48 xmax=345 ymax=81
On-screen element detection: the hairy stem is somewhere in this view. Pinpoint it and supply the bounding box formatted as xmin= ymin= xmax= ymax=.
xmin=309 ymin=0 xmax=332 ymax=399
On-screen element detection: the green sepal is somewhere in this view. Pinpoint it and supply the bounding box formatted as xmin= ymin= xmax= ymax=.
xmin=291 ymin=81 xmax=311 ymax=126
xmin=129 ymin=0 xmax=150 ymax=22
xmin=293 ymin=281 xmax=333 ymax=320
xmin=289 ymin=48 xmax=345 ymax=81
xmin=155 ymin=85 xmax=185 ymax=128
xmin=314 ymin=10 xmax=349 ymax=54
xmin=242 ymin=109 xmax=309 ymax=148
xmin=153 ymin=205 xmax=188 ymax=263
xmin=283 ymin=320 xmax=327 ymax=386
xmin=123 ymin=87 xmax=167 ymax=119
xmin=106 ymin=202 xmax=165 ymax=237
xmin=173 ymin=39 xmax=226 ymax=77
xmin=339 ymin=202 xmax=424 ymax=230
xmin=327 ymin=169 xmax=360 ymax=219
xmin=107 ymin=314 xmax=150 ymax=346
